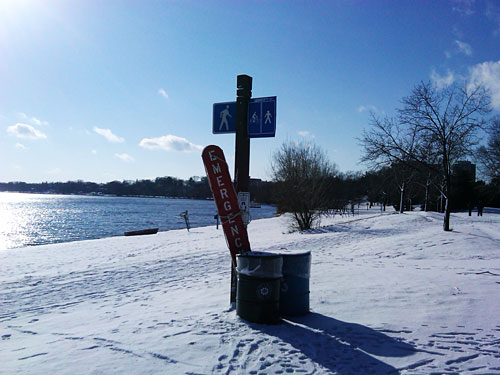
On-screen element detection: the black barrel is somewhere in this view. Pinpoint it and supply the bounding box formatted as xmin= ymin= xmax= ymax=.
xmin=279 ymin=250 xmax=311 ymax=316
xmin=236 ymin=252 xmax=283 ymax=324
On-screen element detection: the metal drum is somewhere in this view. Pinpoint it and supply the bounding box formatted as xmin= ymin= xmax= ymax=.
xmin=236 ymin=252 xmax=283 ymax=324
xmin=279 ymin=250 xmax=311 ymax=316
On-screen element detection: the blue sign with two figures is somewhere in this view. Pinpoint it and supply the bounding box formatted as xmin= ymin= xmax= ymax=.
xmin=212 ymin=96 xmax=276 ymax=138
xmin=247 ymin=96 xmax=276 ymax=138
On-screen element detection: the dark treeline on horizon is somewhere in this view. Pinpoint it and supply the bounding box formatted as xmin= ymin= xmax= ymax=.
xmin=0 ymin=177 xmax=214 ymax=200
xmin=0 ymin=177 xmax=275 ymax=204
xmin=1 ymin=166 xmax=499 ymax=210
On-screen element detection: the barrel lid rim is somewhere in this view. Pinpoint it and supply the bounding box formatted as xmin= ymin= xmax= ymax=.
xmin=278 ymin=250 xmax=311 ymax=256
xmin=237 ymin=251 xmax=282 ymax=258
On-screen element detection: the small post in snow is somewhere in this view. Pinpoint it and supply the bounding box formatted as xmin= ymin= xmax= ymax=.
xmin=214 ymin=213 xmax=219 ymax=229
xmin=180 ymin=210 xmax=190 ymax=232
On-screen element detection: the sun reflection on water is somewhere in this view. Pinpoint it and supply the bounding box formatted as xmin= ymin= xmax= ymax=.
xmin=0 ymin=193 xmax=32 ymax=250
xmin=0 ymin=192 xmax=276 ymax=251
xmin=0 ymin=192 xmax=56 ymax=250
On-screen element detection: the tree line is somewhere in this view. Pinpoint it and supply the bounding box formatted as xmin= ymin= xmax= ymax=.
xmin=0 ymin=172 xmax=373 ymax=210
xmin=0 ymin=177 xmax=213 ymax=199
xmin=271 ymin=80 xmax=500 ymax=231
xmin=2 ymin=146 xmax=498 ymax=233
xmin=269 ymin=140 xmax=500 ymax=231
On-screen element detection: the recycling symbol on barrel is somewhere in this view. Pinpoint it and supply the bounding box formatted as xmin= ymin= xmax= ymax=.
xmin=281 ymin=281 xmax=289 ymax=293
xmin=256 ymin=283 xmax=272 ymax=300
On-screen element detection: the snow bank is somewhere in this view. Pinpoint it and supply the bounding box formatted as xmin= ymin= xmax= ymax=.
xmin=1 ymin=208 xmax=500 ymax=374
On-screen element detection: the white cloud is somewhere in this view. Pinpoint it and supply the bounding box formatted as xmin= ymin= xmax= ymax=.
xmin=445 ymin=40 xmax=473 ymax=59
xmin=139 ymin=134 xmax=203 ymax=152
xmin=114 ymin=153 xmax=135 ymax=162
xmin=31 ymin=117 xmax=49 ymax=126
xmin=430 ymin=69 xmax=455 ymax=89
xmin=452 ymin=0 xmax=475 ymax=16
xmin=91 ymin=149 xmax=97 ymax=155
xmin=18 ymin=113 xmax=49 ymax=126
xmin=93 ymin=127 xmax=124 ymax=143
xmin=7 ymin=123 xmax=47 ymax=139
xmin=456 ymin=40 xmax=472 ymax=56
xmin=485 ymin=2 xmax=500 ymax=37
xmin=15 ymin=143 xmax=26 ymax=150
xmin=297 ymin=130 xmax=315 ymax=139
xmin=158 ymin=88 xmax=169 ymax=99
xmin=357 ymin=105 xmax=379 ymax=113
xmin=468 ymin=60 xmax=500 ymax=110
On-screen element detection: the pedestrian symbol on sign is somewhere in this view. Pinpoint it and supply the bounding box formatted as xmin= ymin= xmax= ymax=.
xmin=264 ymin=110 xmax=272 ymax=124
xmin=219 ymin=105 xmax=232 ymax=131
xmin=247 ymin=96 xmax=277 ymax=138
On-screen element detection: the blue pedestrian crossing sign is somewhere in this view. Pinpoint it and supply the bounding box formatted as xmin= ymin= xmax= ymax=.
xmin=213 ymin=101 xmax=237 ymax=134
xmin=212 ymin=96 xmax=277 ymax=138
xmin=247 ymin=96 xmax=276 ymax=138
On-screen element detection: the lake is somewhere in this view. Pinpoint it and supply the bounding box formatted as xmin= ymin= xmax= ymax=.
xmin=0 ymin=192 xmax=276 ymax=250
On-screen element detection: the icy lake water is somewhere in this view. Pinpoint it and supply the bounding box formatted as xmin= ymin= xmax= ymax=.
xmin=0 ymin=192 xmax=276 ymax=250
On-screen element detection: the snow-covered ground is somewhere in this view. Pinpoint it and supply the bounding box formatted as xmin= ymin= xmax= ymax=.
xmin=1 ymin=207 xmax=499 ymax=374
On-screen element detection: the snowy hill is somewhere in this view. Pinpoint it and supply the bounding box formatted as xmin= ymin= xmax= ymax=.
xmin=1 ymin=208 xmax=500 ymax=374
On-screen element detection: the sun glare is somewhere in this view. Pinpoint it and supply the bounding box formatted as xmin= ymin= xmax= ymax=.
xmin=0 ymin=0 xmax=53 ymax=40
xmin=0 ymin=0 xmax=35 ymax=21
xmin=0 ymin=193 xmax=26 ymax=250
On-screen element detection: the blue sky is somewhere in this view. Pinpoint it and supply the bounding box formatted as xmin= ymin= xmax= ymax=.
xmin=1 ymin=0 xmax=500 ymax=183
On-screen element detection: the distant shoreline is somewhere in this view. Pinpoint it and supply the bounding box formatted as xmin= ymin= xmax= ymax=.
xmin=0 ymin=190 xmax=217 ymax=201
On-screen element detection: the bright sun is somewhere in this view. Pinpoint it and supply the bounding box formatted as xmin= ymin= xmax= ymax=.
xmin=0 ymin=0 xmax=46 ymax=28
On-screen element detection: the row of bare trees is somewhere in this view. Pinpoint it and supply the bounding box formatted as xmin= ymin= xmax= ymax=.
xmin=360 ymin=81 xmax=492 ymax=231
xmin=271 ymin=81 xmax=498 ymax=232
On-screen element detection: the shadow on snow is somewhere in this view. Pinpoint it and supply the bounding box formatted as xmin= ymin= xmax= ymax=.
xmin=252 ymin=312 xmax=416 ymax=374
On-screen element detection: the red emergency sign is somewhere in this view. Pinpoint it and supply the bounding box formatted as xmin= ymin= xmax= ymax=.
xmin=202 ymin=145 xmax=251 ymax=265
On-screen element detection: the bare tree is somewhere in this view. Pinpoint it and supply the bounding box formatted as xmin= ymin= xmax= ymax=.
xmin=387 ymin=162 xmax=417 ymax=213
xmin=271 ymin=141 xmax=336 ymax=231
xmin=476 ymin=116 xmax=500 ymax=182
xmin=360 ymin=81 xmax=491 ymax=231
xmin=414 ymin=170 xmax=441 ymax=212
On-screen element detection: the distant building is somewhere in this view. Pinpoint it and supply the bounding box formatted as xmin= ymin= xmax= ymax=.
xmin=249 ymin=178 xmax=262 ymax=188
xmin=453 ymin=160 xmax=476 ymax=182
